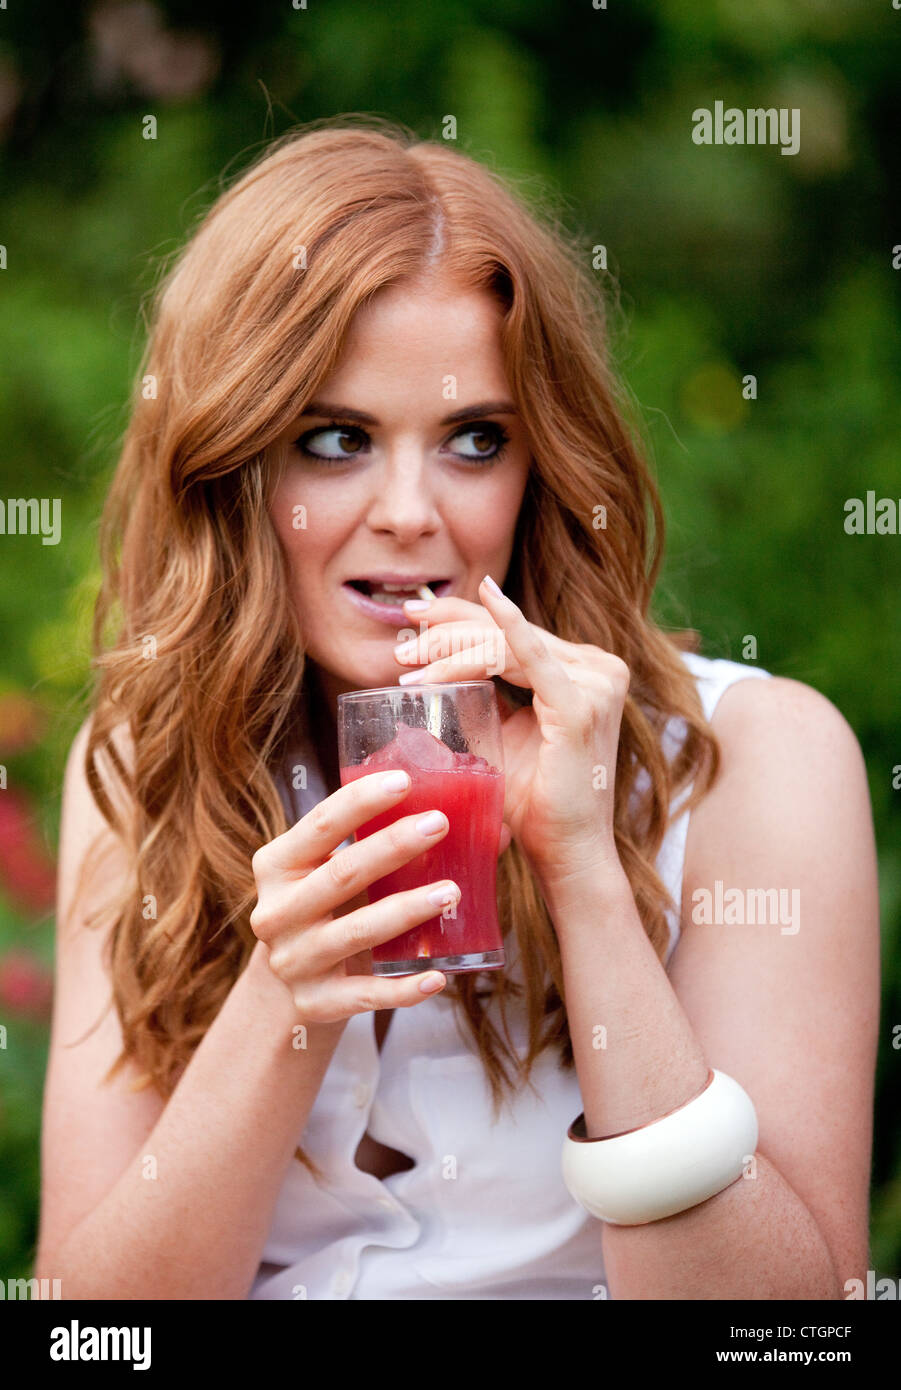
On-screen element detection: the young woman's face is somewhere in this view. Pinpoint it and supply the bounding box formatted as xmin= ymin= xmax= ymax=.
xmin=268 ymin=275 xmax=532 ymax=702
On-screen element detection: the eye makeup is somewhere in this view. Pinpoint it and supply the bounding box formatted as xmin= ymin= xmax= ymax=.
xmin=292 ymin=417 xmax=511 ymax=467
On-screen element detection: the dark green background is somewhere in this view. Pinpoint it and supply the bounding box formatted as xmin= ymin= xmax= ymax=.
xmin=1 ymin=0 xmax=899 ymax=1285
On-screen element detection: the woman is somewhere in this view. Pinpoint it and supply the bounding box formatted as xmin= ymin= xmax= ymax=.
xmin=36 ymin=116 xmax=879 ymax=1300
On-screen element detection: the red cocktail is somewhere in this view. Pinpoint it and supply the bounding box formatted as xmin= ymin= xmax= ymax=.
xmin=337 ymin=683 xmax=505 ymax=976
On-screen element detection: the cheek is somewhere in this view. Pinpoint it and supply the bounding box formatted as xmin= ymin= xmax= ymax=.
xmin=268 ymin=478 xmax=303 ymax=546
xmin=449 ymin=473 xmax=527 ymax=555
xmin=269 ymin=481 xmax=348 ymax=587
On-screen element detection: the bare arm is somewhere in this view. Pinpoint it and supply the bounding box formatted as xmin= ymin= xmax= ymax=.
xmin=545 ymin=676 xmax=878 ymax=1298
xmin=40 ymin=938 xmax=344 ymax=1301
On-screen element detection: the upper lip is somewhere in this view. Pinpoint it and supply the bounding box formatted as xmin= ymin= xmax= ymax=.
xmin=344 ymin=572 xmax=451 ymax=585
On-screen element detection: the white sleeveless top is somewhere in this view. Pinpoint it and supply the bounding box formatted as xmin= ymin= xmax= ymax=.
xmin=248 ymin=651 xmax=772 ymax=1300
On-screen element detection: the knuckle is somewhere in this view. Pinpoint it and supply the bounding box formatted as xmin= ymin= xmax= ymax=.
xmin=249 ymin=904 xmax=271 ymax=939
xmin=354 ymin=989 xmax=379 ymax=1014
xmin=326 ymin=846 xmax=358 ymax=890
xmin=609 ymin=656 xmax=630 ymax=691
xmin=342 ymin=912 xmax=373 ymax=953
xmin=267 ymin=944 xmax=289 ymax=975
xmin=291 ymin=986 xmax=316 ymax=1018
xmin=251 ymin=846 xmax=270 ymax=879
xmin=385 ymin=818 xmax=409 ymax=854
xmin=306 ymin=800 xmax=335 ymax=838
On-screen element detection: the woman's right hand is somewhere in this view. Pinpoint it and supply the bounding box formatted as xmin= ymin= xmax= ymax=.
xmin=249 ymin=770 xmax=461 ymax=1021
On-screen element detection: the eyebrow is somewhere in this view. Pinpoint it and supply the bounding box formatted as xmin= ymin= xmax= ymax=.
xmin=300 ymin=399 xmax=519 ymax=426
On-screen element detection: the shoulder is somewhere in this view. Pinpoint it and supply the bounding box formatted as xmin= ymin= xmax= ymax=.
xmin=62 ymin=708 xmax=136 ymax=828
xmin=684 ymin=671 xmax=872 ymax=891
xmin=699 ymin=673 xmax=869 ymax=850
xmin=706 ymin=670 xmax=863 ymax=759
xmin=58 ymin=712 xmax=135 ymax=935
xmin=64 ymin=711 xmax=135 ymax=799
xmin=669 ymin=641 xmax=866 ymax=788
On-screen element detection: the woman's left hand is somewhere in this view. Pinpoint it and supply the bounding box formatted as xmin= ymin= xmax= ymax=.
xmin=393 ymin=577 xmax=630 ymax=886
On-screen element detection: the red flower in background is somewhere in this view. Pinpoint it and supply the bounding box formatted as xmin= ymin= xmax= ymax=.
xmin=0 ymin=788 xmax=57 ymax=916
xmin=0 ymin=693 xmax=58 ymax=1023
xmin=0 ymin=948 xmax=53 ymax=1021
xmin=0 ymin=691 xmax=57 ymax=916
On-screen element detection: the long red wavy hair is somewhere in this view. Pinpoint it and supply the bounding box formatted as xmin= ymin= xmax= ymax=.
xmin=76 ymin=116 xmax=718 ymax=1167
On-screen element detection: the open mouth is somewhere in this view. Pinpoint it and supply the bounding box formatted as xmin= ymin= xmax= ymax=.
xmin=346 ymin=578 xmax=451 ymax=604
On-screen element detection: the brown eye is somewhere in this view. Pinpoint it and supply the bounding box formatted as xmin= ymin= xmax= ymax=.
xmin=448 ymin=423 xmax=510 ymax=464
xmin=294 ymin=426 xmax=368 ymax=460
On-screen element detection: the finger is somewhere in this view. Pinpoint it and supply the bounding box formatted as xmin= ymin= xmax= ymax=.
xmin=290 ymin=968 xmax=448 ymax=1023
xmin=401 ymin=594 xmax=492 ymax=626
xmin=267 ymin=805 xmax=451 ymax=925
xmin=498 ymin=822 xmax=512 ymax=855
xmin=398 ymin=645 xmax=590 ymax=687
xmin=476 ymin=576 xmax=577 ymax=721
xmin=398 ymin=637 xmax=510 ymax=686
xmin=257 ymin=769 xmax=419 ymax=876
xmin=399 ymin=601 xmax=596 ymax=675
xmin=296 ymin=877 xmax=462 ymax=974
xmin=394 ymin=620 xmax=494 ymax=667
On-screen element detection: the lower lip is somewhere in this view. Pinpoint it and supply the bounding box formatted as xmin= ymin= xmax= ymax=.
xmin=341 ymin=581 xmax=452 ymax=626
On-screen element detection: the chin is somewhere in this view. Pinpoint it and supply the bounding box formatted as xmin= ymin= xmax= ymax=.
xmin=336 ymin=659 xmax=406 ymax=693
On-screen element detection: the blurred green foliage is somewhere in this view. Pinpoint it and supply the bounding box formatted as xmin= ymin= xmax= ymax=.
xmin=0 ymin=0 xmax=899 ymax=1286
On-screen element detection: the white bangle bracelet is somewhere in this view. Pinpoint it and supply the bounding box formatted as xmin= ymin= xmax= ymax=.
xmin=561 ymin=1068 xmax=758 ymax=1226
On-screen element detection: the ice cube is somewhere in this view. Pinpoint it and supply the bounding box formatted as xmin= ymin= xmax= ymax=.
xmin=455 ymin=750 xmax=493 ymax=773
xmin=365 ymin=721 xmax=457 ymax=772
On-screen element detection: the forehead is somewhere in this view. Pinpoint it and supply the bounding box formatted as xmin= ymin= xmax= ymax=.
xmin=337 ymin=275 xmax=506 ymax=361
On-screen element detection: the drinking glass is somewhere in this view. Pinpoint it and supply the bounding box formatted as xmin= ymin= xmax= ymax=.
xmin=337 ymin=680 xmax=505 ymax=976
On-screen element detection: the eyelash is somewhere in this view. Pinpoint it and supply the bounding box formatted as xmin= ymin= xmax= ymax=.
xmin=292 ymin=419 xmax=511 ymax=468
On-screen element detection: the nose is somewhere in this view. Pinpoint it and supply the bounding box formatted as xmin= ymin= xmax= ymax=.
xmin=364 ymin=448 xmax=442 ymax=541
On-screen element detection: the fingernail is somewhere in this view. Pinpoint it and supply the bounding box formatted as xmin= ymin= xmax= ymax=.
xmin=416 ymin=810 xmax=446 ymax=835
xmin=399 ymin=670 xmax=427 ymax=685
xmin=404 ymin=598 xmax=431 ymax=611
xmin=419 ymin=972 xmax=446 ymax=993
xmin=427 ymin=882 xmax=460 ymax=906
xmin=481 ymin=574 xmax=503 ymax=597
xmin=381 ymin=771 xmax=410 ymax=793
xmin=393 ymin=641 xmax=417 ymax=657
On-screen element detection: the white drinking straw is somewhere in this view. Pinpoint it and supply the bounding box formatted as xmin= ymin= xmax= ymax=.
xmin=416 ymin=584 xmax=443 ymax=740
